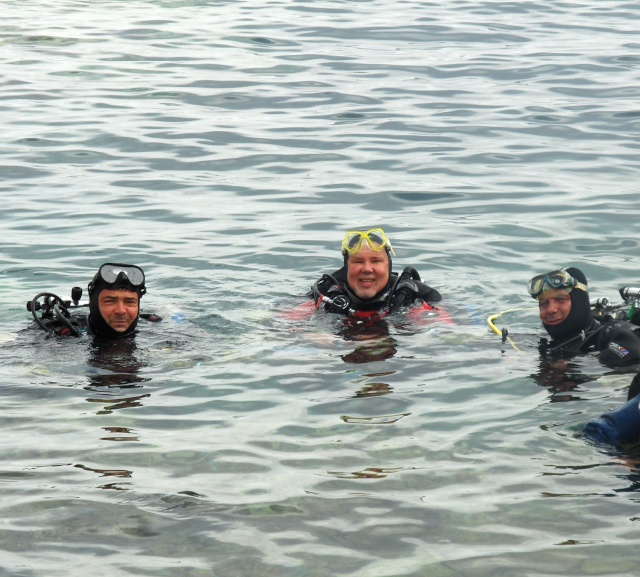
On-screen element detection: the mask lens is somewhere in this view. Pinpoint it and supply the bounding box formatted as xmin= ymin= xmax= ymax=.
xmin=346 ymin=233 xmax=363 ymax=251
xmin=366 ymin=231 xmax=385 ymax=250
xmin=547 ymin=271 xmax=570 ymax=288
xmin=528 ymin=269 xmax=574 ymax=298
xmin=342 ymin=228 xmax=391 ymax=254
xmin=527 ymin=275 xmax=546 ymax=297
xmin=100 ymin=264 xmax=145 ymax=286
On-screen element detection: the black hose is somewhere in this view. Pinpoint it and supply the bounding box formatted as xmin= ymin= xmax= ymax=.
xmin=54 ymin=302 xmax=79 ymax=337
xmin=388 ymin=267 xmax=422 ymax=314
xmin=29 ymin=292 xmax=63 ymax=334
xmin=28 ymin=292 xmax=82 ymax=336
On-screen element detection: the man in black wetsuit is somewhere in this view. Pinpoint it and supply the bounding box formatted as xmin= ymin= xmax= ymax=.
xmin=310 ymin=228 xmax=443 ymax=318
xmin=29 ymin=263 xmax=156 ymax=339
xmin=528 ymin=266 xmax=640 ymax=367
xmin=86 ymin=263 xmax=149 ymax=339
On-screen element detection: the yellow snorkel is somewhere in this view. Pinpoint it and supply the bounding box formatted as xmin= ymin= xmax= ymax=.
xmin=487 ymin=308 xmax=528 ymax=352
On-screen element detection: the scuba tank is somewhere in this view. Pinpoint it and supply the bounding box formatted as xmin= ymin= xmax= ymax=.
xmin=620 ymin=287 xmax=640 ymax=325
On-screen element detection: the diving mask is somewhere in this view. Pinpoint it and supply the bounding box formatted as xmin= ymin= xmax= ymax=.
xmin=89 ymin=263 xmax=146 ymax=296
xmin=342 ymin=228 xmax=394 ymax=255
xmin=528 ymin=268 xmax=588 ymax=299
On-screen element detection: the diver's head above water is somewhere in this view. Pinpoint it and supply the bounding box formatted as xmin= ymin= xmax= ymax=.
xmin=88 ymin=263 xmax=146 ymax=338
xmin=528 ymin=266 xmax=593 ymax=342
xmin=341 ymin=228 xmax=393 ymax=300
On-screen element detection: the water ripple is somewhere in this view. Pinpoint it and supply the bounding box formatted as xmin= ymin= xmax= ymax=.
xmin=3 ymin=0 xmax=640 ymax=575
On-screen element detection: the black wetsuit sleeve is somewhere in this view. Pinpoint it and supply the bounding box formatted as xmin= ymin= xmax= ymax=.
xmin=417 ymin=282 xmax=442 ymax=304
xmin=597 ymin=326 xmax=640 ymax=367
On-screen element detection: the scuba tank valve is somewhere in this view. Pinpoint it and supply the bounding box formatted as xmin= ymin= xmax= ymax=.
xmin=620 ymin=287 xmax=640 ymax=300
xmin=589 ymin=297 xmax=610 ymax=310
xmin=71 ymin=286 xmax=83 ymax=305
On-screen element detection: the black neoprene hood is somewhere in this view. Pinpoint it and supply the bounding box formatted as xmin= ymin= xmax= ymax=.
xmin=542 ymin=266 xmax=593 ymax=342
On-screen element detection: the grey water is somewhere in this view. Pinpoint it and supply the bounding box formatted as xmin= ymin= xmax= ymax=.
xmin=2 ymin=0 xmax=640 ymax=575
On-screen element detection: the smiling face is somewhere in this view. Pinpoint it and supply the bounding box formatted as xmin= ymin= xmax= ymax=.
xmin=538 ymin=288 xmax=572 ymax=328
xmin=98 ymin=289 xmax=140 ymax=333
xmin=346 ymin=244 xmax=390 ymax=299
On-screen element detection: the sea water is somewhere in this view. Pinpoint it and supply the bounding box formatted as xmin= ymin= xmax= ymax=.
xmin=2 ymin=0 xmax=640 ymax=575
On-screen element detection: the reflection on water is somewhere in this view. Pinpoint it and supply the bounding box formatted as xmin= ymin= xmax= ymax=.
xmin=532 ymin=358 xmax=597 ymax=402
xmin=85 ymin=393 xmax=150 ymax=415
xmin=351 ymin=381 xmax=393 ymax=398
xmin=100 ymin=426 xmax=139 ymax=442
xmin=74 ymin=463 xmax=133 ymax=491
xmin=340 ymin=413 xmax=410 ymax=425
xmin=84 ymin=336 xmax=152 ymax=413
xmin=339 ymin=317 xmax=398 ymax=364
xmin=328 ymin=466 xmax=404 ymax=480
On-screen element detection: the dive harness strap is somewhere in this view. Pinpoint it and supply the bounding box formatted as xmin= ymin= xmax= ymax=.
xmin=312 ymin=267 xmax=424 ymax=316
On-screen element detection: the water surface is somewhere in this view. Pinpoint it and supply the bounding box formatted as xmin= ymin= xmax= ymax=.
xmin=2 ymin=0 xmax=640 ymax=575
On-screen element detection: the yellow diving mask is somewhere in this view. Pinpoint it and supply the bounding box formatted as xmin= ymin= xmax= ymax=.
xmin=341 ymin=228 xmax=394 ymax=255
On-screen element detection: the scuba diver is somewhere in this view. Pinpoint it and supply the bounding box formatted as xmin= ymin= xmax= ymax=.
xmin=304 ymin=228 xmax=450 ymax=322
xmin=584 ymin=373 xmax=640 ymax=447
xmin=520 ymin=269 xmax=640 ymax=448
xmin=528 ymin=267 xmax=640 ymax=367
xmin=27 ymin=262 xmax=159 ymax=339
